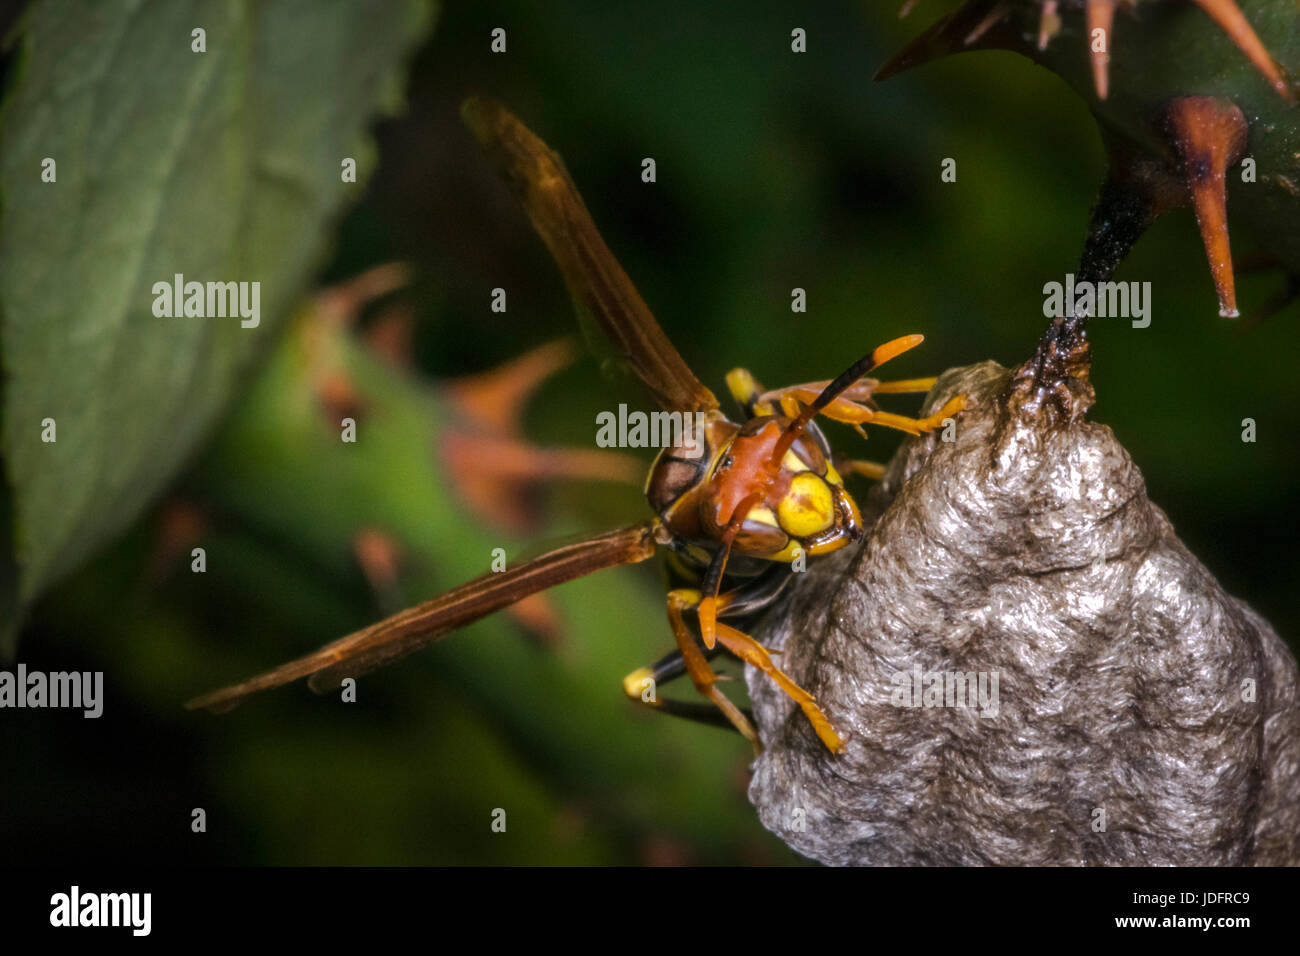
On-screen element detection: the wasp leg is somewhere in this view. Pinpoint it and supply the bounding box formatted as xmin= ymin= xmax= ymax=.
xmin=772 ymin=376 xmax=939 ymax=402
xmin=634 ymin=578 xmax=843 ymax=754
xmin=868 ymin=376 xmax=938 ymax=394
xmin=845 ymin=394 xmax=967 ymax=436
xmin=732 ymin=366 xmax=950 ymax=433
xmin=724 ymin=367 xmax=775 ymax=419
xmin=837 ymin=458 xmax=887 ymax=481
xmin=623 ymin=567 xmax=795 ymax=744
xmin=621 ymin=646 xmax=754 ymax=731
xmin=663 ymin=589 xmax=761 ymax=752
xmin=762 ymin=387 xmax=965 ymax=437
xmin=713 ymin=622 xmax=846 ymax=754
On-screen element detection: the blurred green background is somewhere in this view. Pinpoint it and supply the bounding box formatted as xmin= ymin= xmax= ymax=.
xmin=3 ymin=0 xmax=1298 ymax=865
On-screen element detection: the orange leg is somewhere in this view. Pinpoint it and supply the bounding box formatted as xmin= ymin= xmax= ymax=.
xmin=621 ymin=645 xmax=750 ymax=731
xmin=760 ymin=386 xmax=964 ymax=437
xmin=764 ymin=375 xmax=937 ymax=405
xmin=659 ymin=589 xmax=847 ymax=755
xmin=838 ymin=459 xmax=887 ymax=481
xmin=665 ymin=590 xmax=760 ymax=752
xmin=714 ymin=622 xmax=846 ymax=754
xmin=868 ymin=376 xmax=938 ymax=395
xmin=863 ymin=394 xmax=967 ymax=436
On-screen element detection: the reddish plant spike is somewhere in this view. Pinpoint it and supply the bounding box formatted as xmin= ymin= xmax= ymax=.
xmin=1087 ymin=0 xmax=1117 ymax=101
xmin=1190 ymin=0 xmax=1294 ymax=102
xmin=353 ymin=527 xmax=405 ymax=615
xmin=445 ymin=338 xmax=578 ymax=437
xmin=1038 ymin=0 xmax=1060 ymax=51
xmin=1159 ymin=96 xmax=1249 ymax=318
xmin=505 ymin=593 xmax=564 ymax=648
xmin=965 ymin=0 xmax=1011 ymax=45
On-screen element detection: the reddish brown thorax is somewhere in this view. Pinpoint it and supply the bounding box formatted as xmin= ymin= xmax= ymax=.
xmin=702 ymin=418 xmax=788 ymax=531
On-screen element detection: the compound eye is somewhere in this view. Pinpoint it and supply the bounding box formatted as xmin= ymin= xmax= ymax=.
xmin=646 ymin=457 xmax=703 ymax=509
xmin=777 ymin=472 xmax=835 ymax=538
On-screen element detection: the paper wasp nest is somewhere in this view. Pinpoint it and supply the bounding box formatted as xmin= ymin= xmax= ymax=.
xmin=747 ymin=348 xmax=1300 ymax=866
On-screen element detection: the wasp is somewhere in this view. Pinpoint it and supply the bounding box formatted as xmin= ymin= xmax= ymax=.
xmin=187 ymin=98 xmax=965 ymax=753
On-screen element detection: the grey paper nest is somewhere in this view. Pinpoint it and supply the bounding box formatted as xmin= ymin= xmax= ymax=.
xmin=747 ymin=348 xmax=1300 ymax=866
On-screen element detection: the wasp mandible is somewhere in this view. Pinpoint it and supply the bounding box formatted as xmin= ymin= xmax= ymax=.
xmin=187 ymin=98 xmax=966 ymax=754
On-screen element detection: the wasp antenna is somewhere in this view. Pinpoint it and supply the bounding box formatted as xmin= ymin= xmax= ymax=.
xmin=771 ymin=335 xmax=925 ymax=465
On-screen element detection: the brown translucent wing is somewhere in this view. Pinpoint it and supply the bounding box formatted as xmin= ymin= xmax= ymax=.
xmin=186 ymin=521 xmax=664 ymax=713
xmin=461 ymin=96 xmax=719 ymax=415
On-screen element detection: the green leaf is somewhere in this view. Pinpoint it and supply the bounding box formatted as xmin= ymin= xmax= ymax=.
xmin=0 ymin=0 xmax=436 ymax=619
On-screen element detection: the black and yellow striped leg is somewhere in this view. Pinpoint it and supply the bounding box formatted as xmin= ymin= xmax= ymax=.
xmin=664 ymin=589 xmax=761 ymax=750
xmin=621 ymin=568 xmax=844 ymax=754
xmin=621 ymin=646 xmax=753 ymax=732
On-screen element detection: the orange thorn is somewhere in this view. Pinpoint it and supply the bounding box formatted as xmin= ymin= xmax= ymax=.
xmin=875 ymin=0 xmax=1017 ymax=81
xmin=314 ymin=262 xmax=411 ymax=328
xmin=1038 ymin=0 xmax=1059 ymax=51
xmin=364 ymin=304 xmax=416 ymax=368
xmin=317 ymin=370 xmax=365 ymax=424
xmin=352 ymin=528 xmax=409 ymax=615
xmin=505 ymin=593 xmax=564 ymax=648
xmin=965 ymin=1 xmax=1011 ymax=45
xmin=1189 ymin=0 xmax=1293 ymax=102
xmin=148 ymin=499 xmax=209 ymax=582
xmin=1087 ymin=0 xmax=1116 ymax=100
xmin=353 ymin=528 xmax=403 ymax=596
xmin=444 ymin=432 xmax=641 ymax=485
xmin=1160 ymin=96 xmax=1249 ymax=318
xmin=439 ymin=431 xmax=641 ymax=535
xmin=439 ymin=431 xmax=540 ymax=535
xmin=445 ymin=338 xmax=578 ymax=436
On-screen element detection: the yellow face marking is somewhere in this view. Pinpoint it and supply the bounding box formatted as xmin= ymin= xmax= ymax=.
xmin=768 ymin=538 xmax=806 ymax=562
xmin=744 ymin=505 xmax=780 ymax=529
xmin=777 ymin=472 xmax=834 ymax=538
xmin=782 ymin=450 xmax=809 ymax=473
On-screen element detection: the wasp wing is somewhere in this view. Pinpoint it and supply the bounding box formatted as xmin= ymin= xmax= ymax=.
xmin=186 ymin=521 xmax=664 ymax=713
xmin=462 ymin=96 xmax=719 ymax=415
